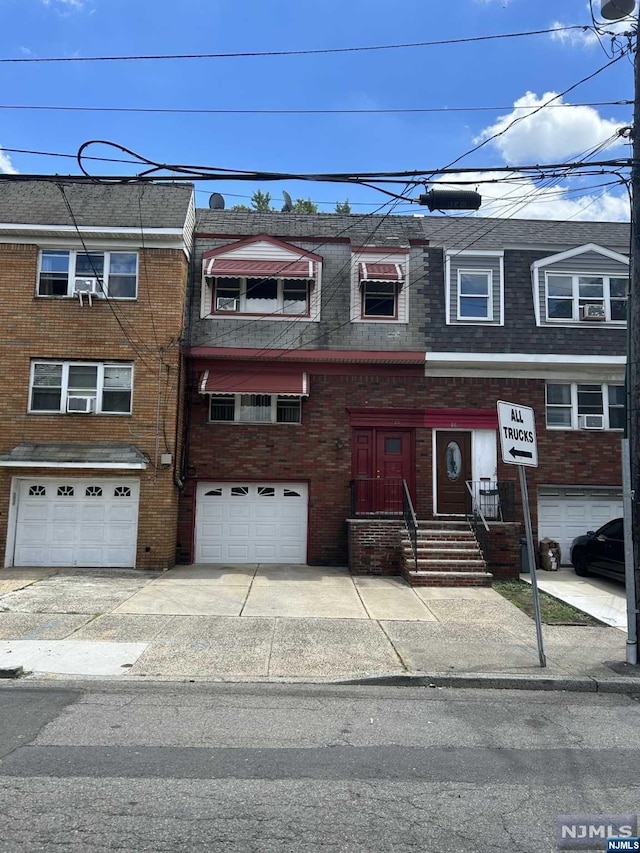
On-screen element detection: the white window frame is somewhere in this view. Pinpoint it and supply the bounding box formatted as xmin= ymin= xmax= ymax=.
xmin=456 ymin=269 xmax=493 ymax=321
xmin=545 ymin=381 xmax=625 ymax=431
xmin=544 ymin=271 xmax=627 ymax=324
xmin=208 ymin=277 xmax=314 ymax=317
xmin=28 ymin=361 xmax=134 ymax=415
xmin=208 ymin=393 xmax=302 ymax=424
xmin=37 ymin=250 xmax=139 ymax=299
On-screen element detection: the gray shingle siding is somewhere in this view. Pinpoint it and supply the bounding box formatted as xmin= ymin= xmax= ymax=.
xmin=0 ymin=180 xmax=194 ymax=229
xmin=425 ymin=248 xmax=626 ymax=355
xmin=190 ymin=231 xmax=428 ymax=352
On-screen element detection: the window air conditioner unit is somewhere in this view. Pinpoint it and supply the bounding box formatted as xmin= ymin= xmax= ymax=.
xmin=578 ymin=413 xmax=605 ymax=430
xmin=580 ymin=303 xmax=605 ymax=321
xmin=74 ymin=277 xmax=100 ymax=295
xmin=66 ymin=395 xmax=96 ymax=414
xmin=216 ymin=297 xmax=238 ymax=312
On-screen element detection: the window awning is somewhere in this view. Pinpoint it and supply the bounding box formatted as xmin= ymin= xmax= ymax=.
xmin=204 ymin=258 xmax=316 ymax=278
xmin=200 ymin=369 xmax=309 ymax=397
xmin=359 ymin=262 xmax=405 ymax=283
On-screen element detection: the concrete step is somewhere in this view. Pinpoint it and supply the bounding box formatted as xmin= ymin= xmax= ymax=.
xmin=402 ymin=570 xmax=493 ymax=587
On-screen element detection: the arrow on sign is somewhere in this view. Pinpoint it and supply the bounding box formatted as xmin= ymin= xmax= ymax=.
xmin=509 ymin=447 xmax=533 ymax=460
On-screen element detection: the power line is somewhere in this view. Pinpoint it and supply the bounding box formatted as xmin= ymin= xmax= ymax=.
xmin=0 ymin=100 xmax=630 ymax=116
xmin=0 ymin=26 xmax=590 ymax=64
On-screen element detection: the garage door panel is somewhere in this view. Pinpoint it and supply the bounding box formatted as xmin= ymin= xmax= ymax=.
xmin=538 ymin=487 xmax=622 ymax=565
xmin=196 ymin=482 xmax=308 ymax=564
xmin=13 ymin=478 xmax=139 ymax=568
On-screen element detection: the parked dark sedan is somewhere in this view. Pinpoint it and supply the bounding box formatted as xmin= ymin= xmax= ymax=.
xmin=570 ymin=518 xmax=625 ymax=583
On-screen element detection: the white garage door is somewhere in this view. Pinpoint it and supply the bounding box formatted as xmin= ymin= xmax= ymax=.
xmin=195 ymin=482 xmax=308 ymax=563
xmin=12 ymin=478 xmax=140 ymax=568
xmin=538 ymin=486 xmax=623 ymax=565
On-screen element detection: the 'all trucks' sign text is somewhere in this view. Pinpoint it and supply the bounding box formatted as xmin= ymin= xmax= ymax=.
xmin=497 ymin=401 xmax=538 ymax=468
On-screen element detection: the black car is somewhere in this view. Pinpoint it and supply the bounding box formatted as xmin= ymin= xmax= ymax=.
xmin=570 ymin=518 xmax=625 ymax=583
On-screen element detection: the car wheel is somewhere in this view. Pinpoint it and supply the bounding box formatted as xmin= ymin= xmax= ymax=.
xmin=572 ymin=549 xmax=590 ymax=577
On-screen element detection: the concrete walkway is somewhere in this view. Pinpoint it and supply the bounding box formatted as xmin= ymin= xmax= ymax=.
xmin=521 ymin=568 xmax=627 ymax=631
xmin=0 ymin=564 xmax=633 ymax=687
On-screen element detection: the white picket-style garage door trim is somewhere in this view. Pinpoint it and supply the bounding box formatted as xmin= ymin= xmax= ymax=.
xmin=538 ymin=485 xmax=623 ymax=565
xmin=195 ymin=481 xmax=308 ymax=563
xmin=9 ymin=477 xmax=140 ymax=568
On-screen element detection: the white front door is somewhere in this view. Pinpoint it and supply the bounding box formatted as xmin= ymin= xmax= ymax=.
xmin=538 ymin=485 xmax=623 ymax=565
xmin=12 ymin=478 xmax=140 ymax=568
xmin=195 ymin=482 xmax=308 ymax=563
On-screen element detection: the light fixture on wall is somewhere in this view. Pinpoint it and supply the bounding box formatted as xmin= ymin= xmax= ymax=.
xmin=335 ymin=438 xmax=346 ymax=451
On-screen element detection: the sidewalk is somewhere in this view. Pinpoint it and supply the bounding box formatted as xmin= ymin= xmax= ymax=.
xmin=0 ymin=564 xmax=634 ymax=689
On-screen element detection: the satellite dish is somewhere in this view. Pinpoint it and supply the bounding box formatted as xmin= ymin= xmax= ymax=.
xmin=281 ymin=190 xmax=293 ymax=213
xmin=209 ymin=193 xmax=225 ymax=210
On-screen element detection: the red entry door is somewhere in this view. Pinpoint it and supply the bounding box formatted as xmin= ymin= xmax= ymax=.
xmin=352 ymin=429 xmax=415 ymax=513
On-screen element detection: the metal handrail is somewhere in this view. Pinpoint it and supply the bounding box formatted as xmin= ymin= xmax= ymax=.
xmin=402 ymin=479 xmax=418 ymax=570
xmin=465 ymin=480 xmax=490 ymax=532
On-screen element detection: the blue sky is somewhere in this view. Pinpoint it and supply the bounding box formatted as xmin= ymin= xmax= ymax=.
xmin=0 ymin=0 xmax=635 ymax=219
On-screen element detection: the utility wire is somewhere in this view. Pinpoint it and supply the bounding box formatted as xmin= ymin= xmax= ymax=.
xmin=0 ymin=100 xmax=630 ymax=116
xmin=0 ymin=26 xmax=590 ymax=63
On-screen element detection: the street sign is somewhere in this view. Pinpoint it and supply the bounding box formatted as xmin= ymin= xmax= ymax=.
xmin=497 ymin=400 xmax=538 ymax=468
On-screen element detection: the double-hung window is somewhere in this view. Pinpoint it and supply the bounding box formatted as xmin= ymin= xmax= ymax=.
xmin=545 ymin=273 xmax=627 ymax=322
xmin=212 ymin=277 xmax=312 ymax=316
xmin=38 ymin=250 xmax=138 ymax=299
xmin=29 ymin=361 xmax=133 ymax=414
xmin=457 ymin=270 xmax=492 ymax=320
xmin=545 ymin=382 xmax=625 ymax=430
xmin=209 ymin=394 xmax=301 ymax=424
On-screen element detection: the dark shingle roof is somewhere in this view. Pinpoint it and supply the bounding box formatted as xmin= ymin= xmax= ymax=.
xmin=196 ymin=209 xmax=629 ymax=251
xmin=0 ymin=180 xmax=194 ymax=229
xmin=196 ymin=210 xmax=427 ymax=245
xmin=416 ymin=214 xmax=629 ymax=251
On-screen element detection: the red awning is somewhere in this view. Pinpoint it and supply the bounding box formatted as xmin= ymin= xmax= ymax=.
xmin=359 ymin=262 xmax=405 ymax=282
xmin=204 ymin=258 xmax=315 ymax=278
xmin=200 ymin=369 xmax=309 ymax=396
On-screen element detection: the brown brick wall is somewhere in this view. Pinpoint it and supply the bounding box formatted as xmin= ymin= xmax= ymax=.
xmin=182 ymin=372 xmax=622 ymax=565
xmin=0 ymin=243 xmax=189 ymax=569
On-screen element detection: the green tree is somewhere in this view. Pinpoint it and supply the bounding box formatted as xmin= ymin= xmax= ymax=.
xmin=230 ymin=204 xmax=252 ymax=211
xmin=334 ymin=199 xmax=351 ymax=214
xmin=251 ymin=190 xmax=273 ymax=212
xmin=290 ymin=198 xmax=319 ymax=214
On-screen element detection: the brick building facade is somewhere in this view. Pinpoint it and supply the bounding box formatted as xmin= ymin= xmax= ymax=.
xmin=0 ymin=180 xmax=194 ymax=570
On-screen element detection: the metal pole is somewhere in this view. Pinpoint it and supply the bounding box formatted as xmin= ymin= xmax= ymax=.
xmin=518 ymin=464 xmax=546 ymax=667
xmin=622 ymin=440 xmax=638 ymax=663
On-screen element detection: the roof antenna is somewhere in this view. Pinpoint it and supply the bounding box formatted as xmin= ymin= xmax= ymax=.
xmin=281 ymin=190 xmax=293 ymax=213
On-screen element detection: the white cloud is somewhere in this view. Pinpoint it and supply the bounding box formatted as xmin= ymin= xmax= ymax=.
xmin=434 ymin=172 xmax=629 ymax=221
xmin=0 ymin=146 xmax=17 ymax=174
xmin=550 ymin=2 xmax=637 ymax=47
xmin=473 ymin=92 xmax=627 ymax=164
xmin=40 ymin=0 xmax=86 ymax=10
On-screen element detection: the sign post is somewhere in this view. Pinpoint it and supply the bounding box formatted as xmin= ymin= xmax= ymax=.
xmin=497 ymin=401 xmax=546 ymax=668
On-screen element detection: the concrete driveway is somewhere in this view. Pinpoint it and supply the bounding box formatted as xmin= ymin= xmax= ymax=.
xmin=521 ymin=568 xmax=627 ymax=630
xmin=0 ymin=564 xmax=628 ymax=682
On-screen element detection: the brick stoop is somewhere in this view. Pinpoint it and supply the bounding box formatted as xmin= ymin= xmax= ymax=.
xmin=400 ymin=519 xmax=493 ymax=587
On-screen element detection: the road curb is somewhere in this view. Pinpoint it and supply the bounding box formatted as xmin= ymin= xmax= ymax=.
xmin=339 ymin=672 xmax=640 ymax=695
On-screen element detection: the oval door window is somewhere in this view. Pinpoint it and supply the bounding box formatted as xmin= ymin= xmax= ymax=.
xmin=445 ymin=441 xmax=462 ymax=481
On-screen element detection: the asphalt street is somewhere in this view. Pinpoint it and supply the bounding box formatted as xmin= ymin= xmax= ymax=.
xmin=0 ymin=680 xmax=639 ymax=852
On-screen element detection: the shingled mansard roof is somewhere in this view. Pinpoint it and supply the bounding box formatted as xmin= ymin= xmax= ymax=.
xmin=195 ymin=209 xmax=630 ymax=252
xmin=0 ymin=179 xmax=194 ymax=230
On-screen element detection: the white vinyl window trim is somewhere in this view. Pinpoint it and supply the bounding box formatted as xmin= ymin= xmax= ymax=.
xmin=209 ymin=277 xmax=313 ymax=317
xmin=544 ymin=271 xmax=627 ymax=323
xmin=29 ymin=361 xmax=134 ymax=415
xmin=37 ymin=250 xmax=139 ymax=299
xmin=545 ymin=382 xmax=625 ymax=431
xmin=456 ymin=269 xmax=493 ymax=321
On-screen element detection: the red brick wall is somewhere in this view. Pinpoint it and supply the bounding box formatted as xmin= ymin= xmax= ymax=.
xmin=347 ymin=520 xmax=404 ymax=575
xmin=182 ymin=371 xmax=622 ymax=565
xmin=0 ymin=244 xmax=189 ymax=569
